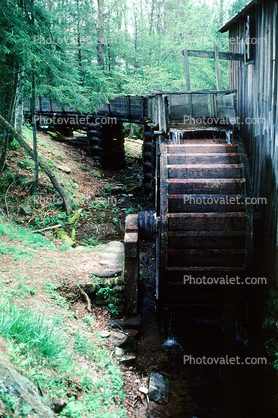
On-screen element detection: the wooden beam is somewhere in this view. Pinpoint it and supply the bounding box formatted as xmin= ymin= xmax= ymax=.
xmin=126 ymin=95 xmax=131 ymax=118
xmin=183 ymin=49 xmax=244 ymax=61
xmin=214 ymin=45 xmax=223 ymax=91
xmin=183 ymin=49 xmax=191 ymax=91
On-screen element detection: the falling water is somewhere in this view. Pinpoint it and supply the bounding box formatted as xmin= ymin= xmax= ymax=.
xmin=226 ymin=130 xmax=232 ymax=144
xmin=171 ymin=130 xmax=184 ymax=144
xmin=163 ymin=309 xmax=183 ymax=351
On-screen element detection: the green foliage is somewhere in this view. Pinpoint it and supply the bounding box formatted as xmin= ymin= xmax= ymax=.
xmin=32 ymin=211 xmax=68 ymax=230
xmin=9 ymin=139 xmax=20 ymax=149
xmin=1 ymin=392 xmax=33 ymax=417
xmin=0 ymin=244 xmax=32 ymax=261
xmin=0 ymin=304 xmax=126 ymax=417
xmin=0 ymin=274 xmax=36 ymax=299
xmin=93 ymin=170 xmax=102 ymax=179
xmin=0 ymin=216 xmax=55 ymax=249
xmin=94 ymin=278 xmax=119 ymax=316
xmin=0 ymin=0 xmax=238 ymax=132
xmin=95 ymin=279 xmax=112 ymax=300
xmin=228 ymin=0 xmax=248 ymax=18
xmin=44 ymin=280 xmax=70 ymax=307
xmin=0 ymin=304 xmax=67 ymax=363
xmin=125 ymin=204 xmax=143 ymax=216
xmin=124 ymin=207 xmax=137 ymax=215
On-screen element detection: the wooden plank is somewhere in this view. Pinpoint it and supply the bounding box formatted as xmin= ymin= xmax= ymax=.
xmin=183 ymin=49 xmax=191 ymax=91
xmin=167 ymin=178 xmax=245 ymax=194
xmin=126 ymin=96 xmax=131 ymax=118
xmin=167 ymin=212 xmax=247 ymax=232
xmin=167 ymin=153 xmax=241 ymax=164
xmin=167 ymin=234 xmax=246 ymax=250
xmin=168 ymin=194 xmax=247 ymax=213
xmin=168 ymin=164 xmax=243 ymax=179
xmin=167 ymin=249 xmax=246 ymax=267
xmin=183 ymin=49 xmax=244 ymax=61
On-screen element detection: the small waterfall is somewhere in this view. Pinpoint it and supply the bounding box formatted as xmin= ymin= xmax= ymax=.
xmin=226 ymin=131 xmax=232 ymax=144
xmin=171 ymin=130 xmax=183 ymax=144
xmin=163 ymin=309 xmax=183 ymax=351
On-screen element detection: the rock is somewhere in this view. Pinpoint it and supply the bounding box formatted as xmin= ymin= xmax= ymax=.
xmin=99 ymin=253 xmax=123 ymax=261
xmin=57 ymin=165 xmax=71 ymax=174
xmin=19 ymin=205 xmax=32 ymax=216
xmin=139 ymin=386 xmax=148 ymax=395
xmin=115 ymin=347 xmax=125 ymax=356
xmin=100 ymin=331 xmax=110 ymax=338
xmin=51 ymin=398 xmax=67 ymax=413
xmin=120 ymin=354 xmax=136 ymax=363
xmin=110 ymin=331 xmax=128 ymax=347
xmin=0 ymin=355 xmax=56 ymax=417
xmin=135 ymin=409 xmax=148 ymax=418
xmin=148 ymin=372 xmax=170 ymax=403
xmin=91 ymin=268 xmax=122 ymax=278
xmin=99 ymin=260 xmax=122 ymax=268
xmin=106 ymin=241 xmax=124 ymax=250
xmin=106 ymin=247 xmax=124 ymax=254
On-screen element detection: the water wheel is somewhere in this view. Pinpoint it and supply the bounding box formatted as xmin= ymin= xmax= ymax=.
xmin=124 ymin=128 xmax=253 ymax=315
xmin=156 ymin=129 xmax=253 ymax=313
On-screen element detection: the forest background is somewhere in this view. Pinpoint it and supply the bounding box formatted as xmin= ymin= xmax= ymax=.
xmin=0 ymin=0 xmax=247 ymax=132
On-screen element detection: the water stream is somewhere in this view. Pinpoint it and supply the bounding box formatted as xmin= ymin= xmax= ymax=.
xmin=137 ymin=244 xmax=278 ymax=418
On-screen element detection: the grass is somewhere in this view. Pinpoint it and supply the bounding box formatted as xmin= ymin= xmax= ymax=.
xmin=0 ymin=216 xmax=55 ymax=249
xmin=0 ymin=304 xmax=67 ymax=363
xmin=0 ymin=244 xmax=33 ymax=261
xmin=0 ymin=305 xmax=127 ymax=417
xmin=0 ymin=128 xmax=133 ymax=416
xmin=44 ymin=280 xmax=70 ymax=308
xmin=0 ymin=274 xmax=36 ymax=300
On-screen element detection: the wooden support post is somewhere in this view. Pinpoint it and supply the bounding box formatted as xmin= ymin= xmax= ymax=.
xmin=124 ymin=214 xmax=139 ymax=315
xmin=183 ymin=50 xmax=193 ymax=115
xmin=183 ymin=49 xmax=191 ymax=91
xmin=126 ymin=95 xmax=131 ymax=118
xmin=214 ymin=46 xmax=223 ymax=91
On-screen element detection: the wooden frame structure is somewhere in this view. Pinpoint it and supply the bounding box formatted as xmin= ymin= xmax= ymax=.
xmin=182 ymin=48 xmax=244 ymax=91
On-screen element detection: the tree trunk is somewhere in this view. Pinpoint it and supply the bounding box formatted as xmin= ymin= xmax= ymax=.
xmin=149 ymin=0 xmax=155 ymax=35
xmin=15 ymin=95 xmax=24 ymax=136
xmin=133 ymin=11 xmax=138 ymax=72
xmin=32 ymin=71 xmax=39 ymax=194
xmin=97 ymin=0 xmax=105 ymax=70
xmin=0 ymin=58 xmax=19 ymax=174
xmin=219 ymin=0 xmax=224 ymax=27
xmin=31 ymin=0 xmax=38 ymax=194
xmin=0 ymin=115 xmax=72 ymax=213
xmin=76 ymin=0 xmax=84 ymax=83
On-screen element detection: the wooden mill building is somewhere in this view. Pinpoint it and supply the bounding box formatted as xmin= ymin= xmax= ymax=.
xmin=219 ymin=0 xmax=278 ymax=280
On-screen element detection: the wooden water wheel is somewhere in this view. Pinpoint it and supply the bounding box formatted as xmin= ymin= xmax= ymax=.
xmin=156 ymin=129 xmax=253 ymax=313
xmin=124 ymin=128 xmax=253 ymax=315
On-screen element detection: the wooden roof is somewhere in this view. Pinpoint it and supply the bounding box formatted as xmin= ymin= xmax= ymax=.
xmin=219 ymin=0 xmax=259 ymax=33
